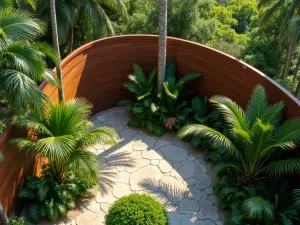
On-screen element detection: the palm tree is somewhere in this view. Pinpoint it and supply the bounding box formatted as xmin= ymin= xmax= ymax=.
xmin=259 ymin=0 xmax=300 ymax=80
xmin=178 ymin=85 xmax=300 ymax=185
xmin=0 ymin=8 xmax=59 ymax=115
xmin=158 ymin=0 xmax=168 ymax=92
xmin=10 ymin=98 xmax=119 ymax=182
xmin=37 ymin=0 xmax=129 ymax=54
xmin=50 ymin=0 xmax=64 ymax=102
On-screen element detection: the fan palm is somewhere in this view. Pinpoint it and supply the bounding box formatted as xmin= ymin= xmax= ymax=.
xmin=0 ymin=8 xmax=59 ymax=114
xmin=178 ymin=85 xmax=300 ymax=184
xmin=10 ymin=98 xmax=119 ymax=182
xmin=37 ymin=0 xmax=129 ymax=54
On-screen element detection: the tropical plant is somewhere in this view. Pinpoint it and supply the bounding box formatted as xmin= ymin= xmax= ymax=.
xmin=0 ymin=8 xmax=59 ymax=114
xmin=158 ymin=0 xmax=168 ymax=92
xmin=178 ymin=85 xmax=300 ymax=185
xmin=105 ymin=193 xmax=169 ymax=225
xmin=242 ymin=179 xmax=299 ymax=225
xmin=119 ymin=64 xmax=163 ymax=135
xmin=37 ymin=0 xmax=129 ymax=53
xmin=49 ymin=0 xmax=64 ymax=101
xmin=19 ymin=167 xmax=94 ymax=223
xmin=185 ymin=96 xmax=225 ymax=147
xmin=120 ymin=60 xmax=201 ymax=136
xmin=8 ymin=215 xmax=29 ymax=225
xmin=157 ymin=60 xmax=201 ymax=130
xmin=10 ymin=98 xmax=119 ymax=183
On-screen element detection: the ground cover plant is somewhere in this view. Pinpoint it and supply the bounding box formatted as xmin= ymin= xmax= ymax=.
xmin=8 ymin=215 xmax=29 ymax=225
xmin=120 ymin=59 xmax=201 ymax=136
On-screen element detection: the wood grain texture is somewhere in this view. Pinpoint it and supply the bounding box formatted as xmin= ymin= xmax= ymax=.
xmin=1 ymin=35 xmax=300 ymax=215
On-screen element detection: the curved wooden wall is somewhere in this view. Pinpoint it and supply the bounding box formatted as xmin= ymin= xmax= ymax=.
xmin=1 ymin=35 xmax=300 ymax=214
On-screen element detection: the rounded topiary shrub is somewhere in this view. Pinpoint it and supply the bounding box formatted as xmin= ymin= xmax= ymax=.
xmin=105 ymin=193 xmax=169 ymax=225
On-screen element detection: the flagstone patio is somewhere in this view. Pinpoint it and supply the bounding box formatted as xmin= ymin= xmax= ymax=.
xmin=31 ymin=107 xmax=224 ymax=225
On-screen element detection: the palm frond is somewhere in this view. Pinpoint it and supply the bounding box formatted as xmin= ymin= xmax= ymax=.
xmin=43 ymin=70 xmax=60 ymax=86
xmin=76 ymin=126 xmax=119 ymax=149
xmin=213 ymin=163 xmax=240 ymax=176
xmin=250 ymin=119 xmax=274 ymax=154
xmin=263 ymin=159 xmax=300 ymax=176
xmin=66 ymin=150 xmax=100 ymax=182
xmin=243 ymin=197 xmax=274 ymax=220
xmin=3 ymin=42 xmax=47 ymax=82
xmin=210 ymin=95 xmax=249 ymax=131
xmin=0 ymin=69 xmax=48 ymax=114
xmin=102 ymin=0 xmax=129 ymax=22
xmin=32 ymin=42 xmax=59 ymax=67
xmin=0 ymin=9 xmax=46 ymax=44
xmin=274 ymin=118 xmax=300 ymax=149
xmin=35 ymin=135 xmax=75 ymax=163
xmin=262 ymin=101 xmax=285 ymax=127
xmin=288 ymin=16 xmax=300 ymax=47
xmin=64 ymin=98 xmax=93 ymax=120
xmin=9 ymin=138 xmax=36 ymax=152
xmin=246 ymin=85 xmax=268 ymax=126
xmin=178 ymin=124 xmax=238 ymax=155
xmin=292 ymin=189 xmax=300 ymax=207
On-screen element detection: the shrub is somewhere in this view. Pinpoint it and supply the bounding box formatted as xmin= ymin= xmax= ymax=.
xmin=105 ymin=193 xmax=169 ymax=225
xmin=19 ymin=166 xmax=94 ymax=223
xmin=120 ymin=60 xmax=201 ymax=136
xmin=9 ymin=215 xmax=29 ymax=225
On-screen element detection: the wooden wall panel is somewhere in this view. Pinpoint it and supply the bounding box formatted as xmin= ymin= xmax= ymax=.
xmin=1 ymin=35 xmax=300 ymax=215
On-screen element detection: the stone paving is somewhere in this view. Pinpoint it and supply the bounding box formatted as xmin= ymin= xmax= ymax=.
xmin=31 ymin=107 xmax=223 ymax=225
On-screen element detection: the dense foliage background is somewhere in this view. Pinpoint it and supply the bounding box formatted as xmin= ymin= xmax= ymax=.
xmin=111 ymin=0 xmax=299 ymax=99
xmin=9 ymin=0 xmax=300 ymax=100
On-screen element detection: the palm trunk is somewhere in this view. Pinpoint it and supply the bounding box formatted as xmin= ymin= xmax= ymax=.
xmin=0 ymin=202 xmax=9 ymax=225
xmin=50 ymin=0 xmax=65 ymax=102
xmin=295 ymin=78 xmax=300 ymax=97
xmin=281 ymin=42 xmax=294 ymax=80
xmin=293 ymin=56 xmax=300 ymax=81
xmin=67 ymin=26 xmax=74 ymax=54
xmin=158 ymin=0 xmax=167 ymax=92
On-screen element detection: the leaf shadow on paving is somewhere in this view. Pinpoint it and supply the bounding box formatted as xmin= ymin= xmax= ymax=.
xmin=23 ymin=107 xmax=224 ymax=225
